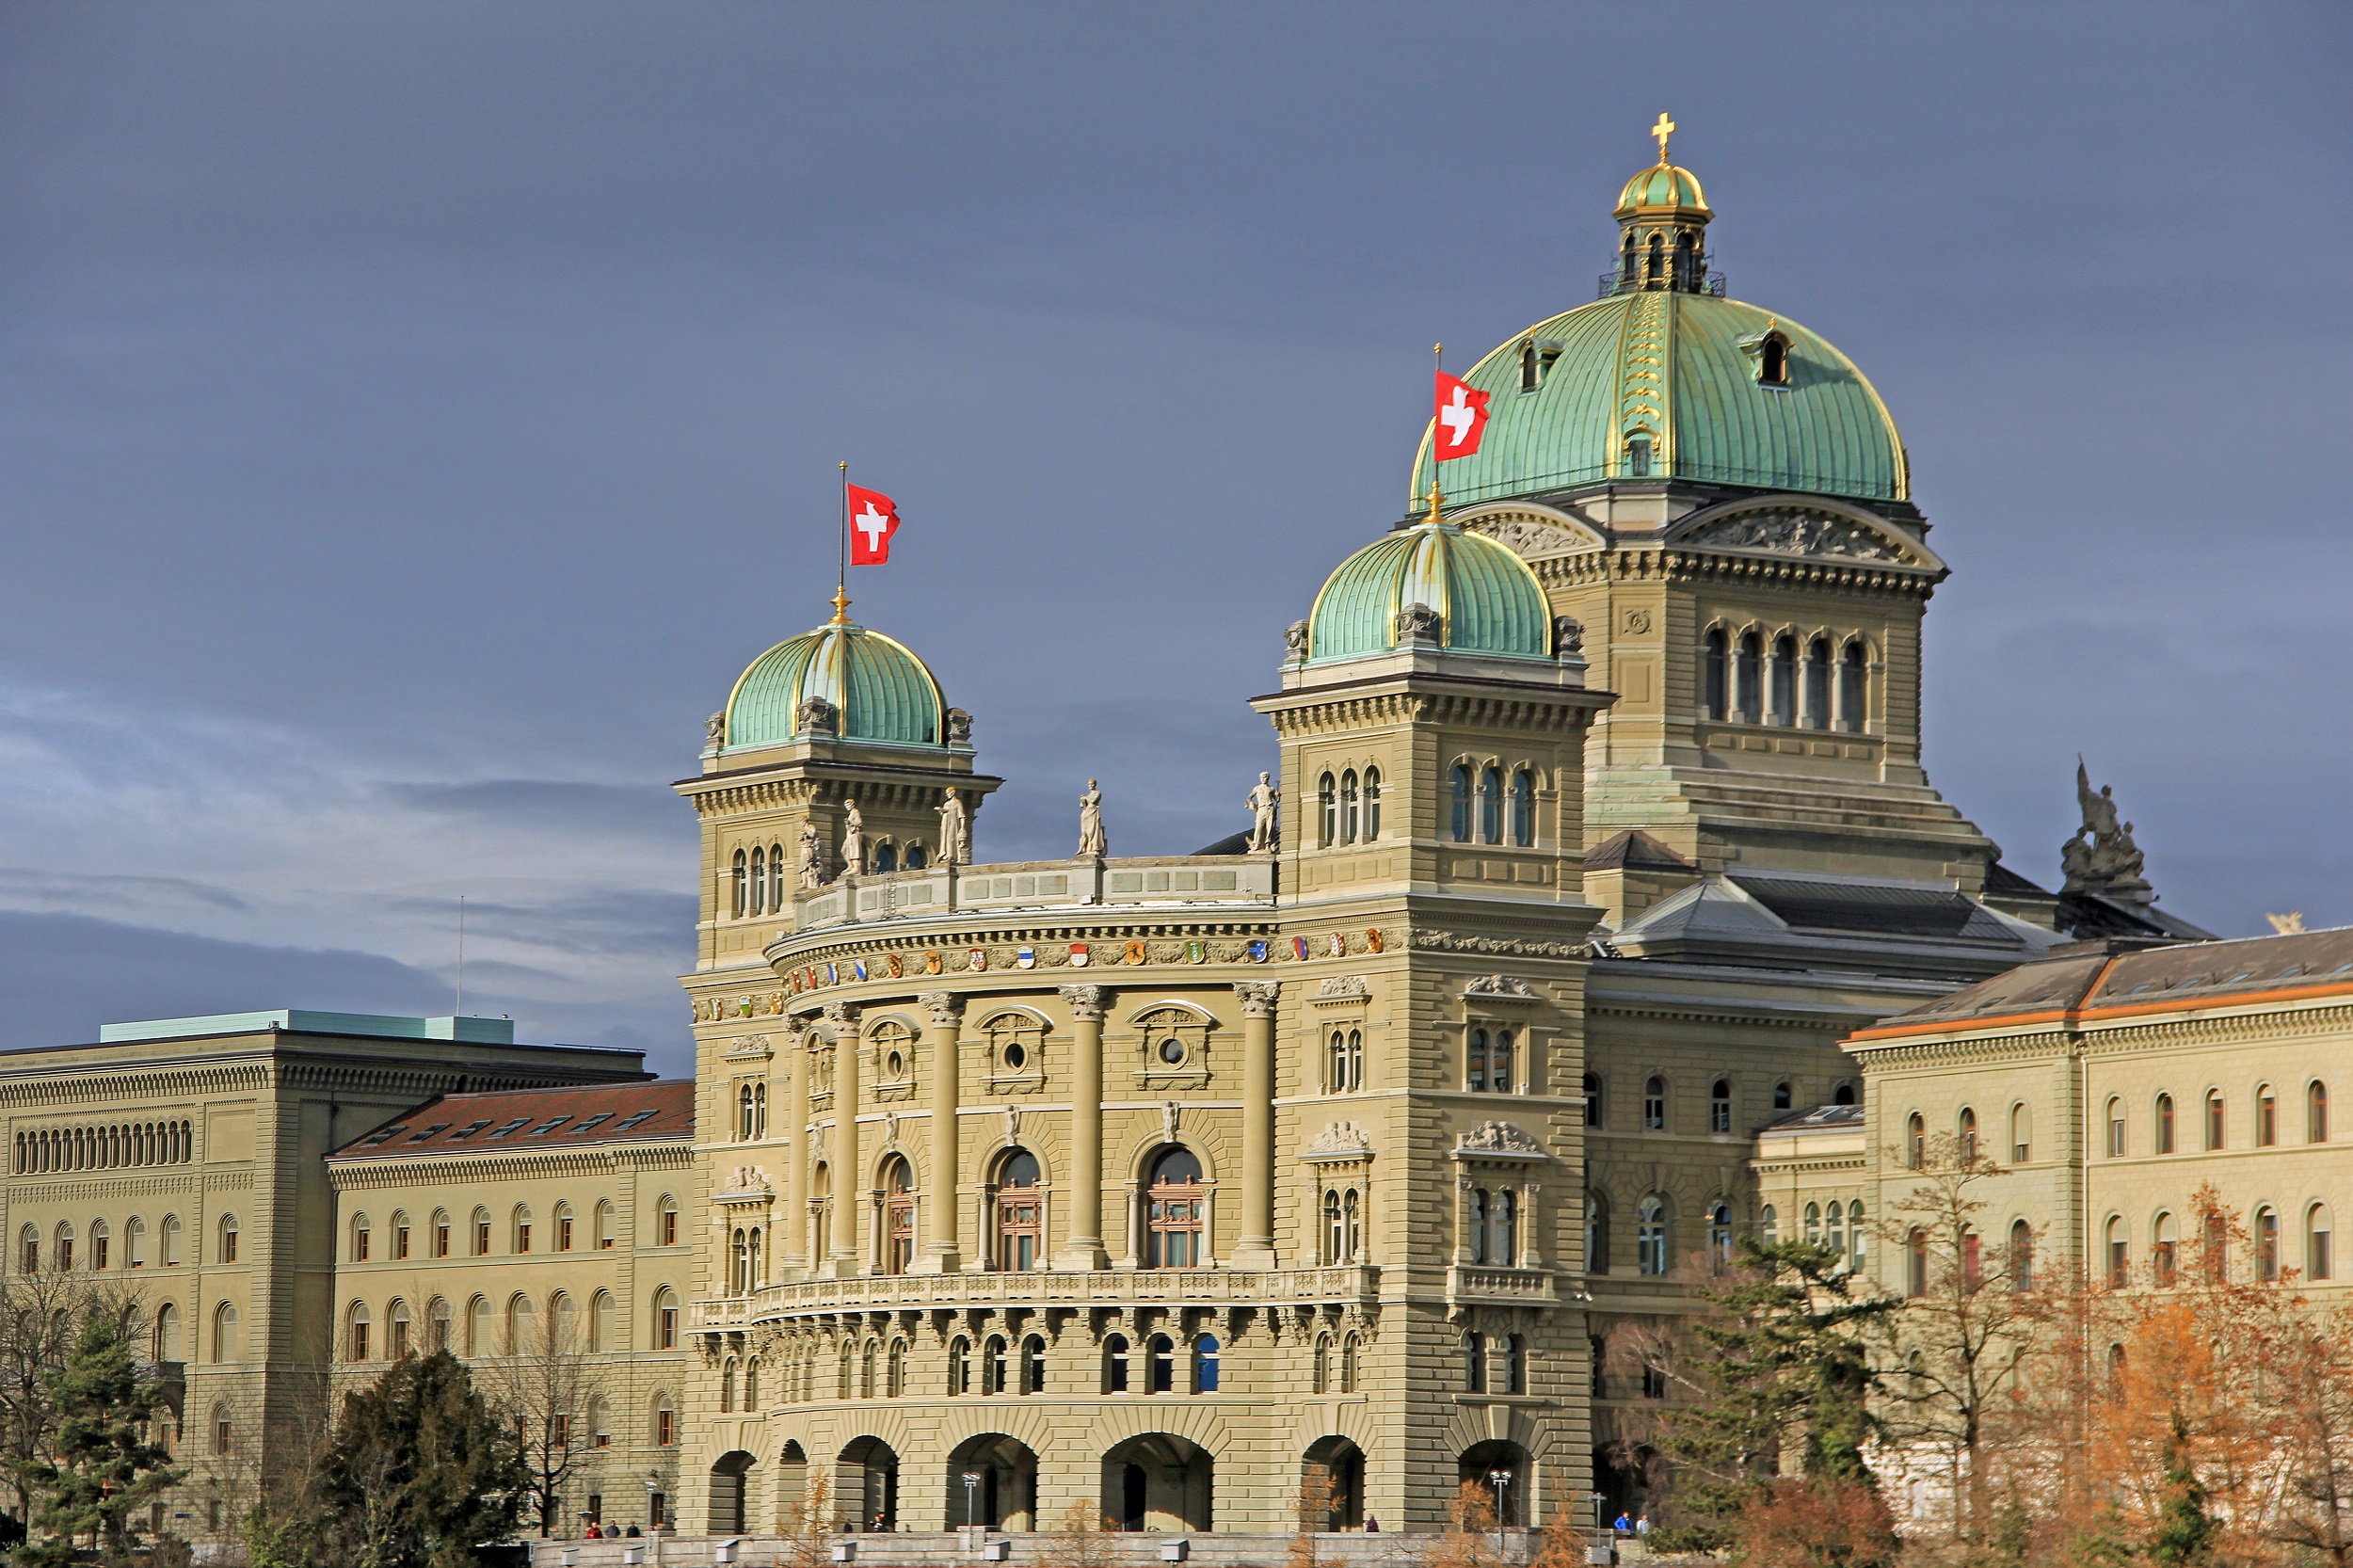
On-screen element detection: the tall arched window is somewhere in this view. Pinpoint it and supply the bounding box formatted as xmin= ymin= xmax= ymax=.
xmin=720 ymin=1358 xmax=738 ymax=1414
xmin=1907 ymin=1113 xmax=1926 ymax=1169
xmin=2206 ymin=1091 xmax=2226 ymax=1150
xmin=1643 ymin=1077 xmax=1666 ymax=1131
xmin=346 ymin=1303 xmax=373 ymax=1362
xmin=513 ymin=1206 xmax=533 ymax=1254
xmin=1193 ymin=1336 xmax=1220 ymax=1393
xmin=430 ymin=1297 xmax=454 ymax=1353
xmin=1826 ymin=1202 xmax=1845 ymax=1258
xmin=2009 ymin=1221 xmax=2034 ymax=1291
xmin=2312 ymin=1205 xmax=2335 ymax=1281
xmin=216 ymin=1214 xmax=238 ymax=1264
xmin=1583 ymin=1072 xmax=1603 ymax=1128
xmin=2153 ymin=1213 xmax=2178 ymax=1287
xmin=768 ymin=842 xmax=786 ymax=912
xmin=1463 ymin=1332 xmax=1487 ymax=1394
xmin=1708 ymin=1202 xmax=1734 ymax=1269
xmin=1625 ymin=431 xmax=1653 ymax=476
xmin=884 ymin=1156 xmax=916 ymax=1275
xmin=2011 ymin=1103 xmax=2032 ymax=1163
xmin=949 ymin=1336 xmax=972 ymax=1395
xmin=1148 ymin=1334 xmax=1176 ymax=1394
xmin=652 ymin=1288 xmax=678 ymax=1350
xmin=1758 ymin=332 xmax=1789 ymax=386
xmin=749 ymin=847 xmax=766 ymax=917
xmin=2257 ymin=1208 xmax=2281 ymax=1280
xmin=2313 ymin=1081 xmax=2330 ymax=1143
xmin=506 ymin=1292 xmax=536 ymax=1354
xmin=1703 ymin=629 xmax=1728 ymax=720
xmin=2107 ymin=1097 xmax=2126 ymax=1158
xmin=350 ymin=1214 xmax=370 ymax=1263
xmin=2258 ymin=1084 xmax=2279 ymax=1146
xmin=1774 ymin=1081 xmax=1794 ymax=1112
xmin=1467 ymin=1190 xmax=1488 ymax=1265
xmin=595 ymin=1200 xmax=615 ymax=1250
xmin=1319 ymin=774 xmax=1337 ymax=848
xmin=1313 ymin=1336 xmax=1331 ymax=1395
xmin=995 ymin=1148 xmax=1042 ymax=1270
xmin=1510 ymin=769 xmax=1535 ymax=846
xmin=1804 ymin=636 xmax=1833 ymax=728
xmin=1339 ymin=770 xmax=1360 ymax=844
xmin=2105 ymin=1217 xmax=2129 ymax=1288
xmin=466 ymin=1295 xmax=490 ymax=1355
xmin=1769 ymin=634 xmax=1798 ymax=726
xmin=1450 ymin=765 xmax=1472 ymax=842
xmin=1491 ymin=1191 xmax=1518 ymax=1265
xmin=1838 ymin=641 xmax=1867 ymax=732
xmin=1505 ymin=1335 xmax=1528 ymax=1395
xmin=1479 ymin=766 xmax=1503 ymax=843
xmin=1848 ymin=1203 xmax=1869 ymax=1269
xmin=890 ymin=1339 xmax=910 ymax=1397
xmin=1907 ymin=1229 xmax=1929 ymax=1296
xmin=1323 ymin=1191 xmax=1345 ymax=1265
xmin=1959 ymin=1108 xmax=1978 ymax=1162
xmin=1637 ymin=1196 xmax=1669 ymax=1276
xmin=161 ymin=1214 xmax=183 ymax=1267
xmin=1710 ymin=1079 xmax=1732 ymax=1134
xmin=389 ymin=1298 xmax=412 ymax=1358
xmin=1585 ymin=1192 xmax=1609 ymax=1275
xmin=1362 ymin=768 xmax=1381 ymax=840
xmin=730 ymin=849 xmax=747 ymax=918
xmin=1736 ymin=633 xmax=1764 ymax=723
xmin=89 ymin=1220 xmax=109 ymax=1271
xmin=1101 ymin=1334 xmax=1128 ymax=1394
xmin=154 ymin=1303 xmax=181 ymax=1362
xmin=212 ymin=1303 xmax=239 ymax=1363
xmin=2155 ymin=1094 xmax=2176 ymax=1155
xmin=1144 ymin=1145 xmax=1206 ymax=1268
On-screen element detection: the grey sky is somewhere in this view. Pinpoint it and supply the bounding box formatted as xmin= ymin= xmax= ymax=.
xmin=0 ymin=4 xmax=2345 ymax=1075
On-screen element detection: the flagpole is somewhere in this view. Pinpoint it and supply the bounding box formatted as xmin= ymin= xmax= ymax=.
xmin=1429 ymin=342 xmax=1445 ymax=523
xmin=835 ymin=460 xmax=851 ymax=624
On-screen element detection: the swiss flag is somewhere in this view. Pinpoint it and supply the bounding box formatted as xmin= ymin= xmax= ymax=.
xmin=1433 ymin=371 xmax=1491 ymax=461
xmin=846 ymin=485 xmax=901 ymax=565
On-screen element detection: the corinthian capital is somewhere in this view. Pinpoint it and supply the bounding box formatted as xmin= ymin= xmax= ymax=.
xmin=1059 ymin=984 xmax=1108 ymax=1021
xmin=1232 ymin=981 xmax=1281 ymax=1017
xmin=822 ymin=1001 xmax=860 ymax=1031
xmin=920 ymin=990 xmax=965 ymax=1027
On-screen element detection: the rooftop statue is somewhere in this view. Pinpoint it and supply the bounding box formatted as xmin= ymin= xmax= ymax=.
xmin=1077 ymin=779 xmax=1107 ymax=860
xmin=797 ymin=821 xmax=824 ymax=889
xmin=1244 ymin=772 xmax=1280 ymax=854
xmin=2061 ymin=761 xmax=2153 ymax=904
xmin=840 ymin=799 xmax=866 ymax=878
xmin=936 ymin=787 xmax=971 ymax=867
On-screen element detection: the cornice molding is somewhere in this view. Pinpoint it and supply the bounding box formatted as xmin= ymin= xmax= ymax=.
xmin=326 ymin=1141 xmax=696 ymax=1189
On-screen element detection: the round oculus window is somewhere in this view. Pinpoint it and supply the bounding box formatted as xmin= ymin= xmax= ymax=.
xmin=887 ymin=1050 xmax=904 ymax=1077
xmin=1159 ymin=1038 xmax=1185 ymax=1064
xmin=1003 ymin=1042 xmax=1027 ymax=1069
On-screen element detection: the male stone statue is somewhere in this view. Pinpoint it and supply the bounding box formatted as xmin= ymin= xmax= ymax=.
xmin=936 ymin=787 xmax=971 ymax=866
xmin=2062 ymin=761 xmax=2152 ymax=901
xmin=1077 ymin=779 xmax=1107 ymax=859
xmin=1244 ymin=771 xmax=1280 ymax=854
xmin=840 ymin=799 xmax=866 ymax=878
xmin=798 ymin=821 xmax=825 ymax=888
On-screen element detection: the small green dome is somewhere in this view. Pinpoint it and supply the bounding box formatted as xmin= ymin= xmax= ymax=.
xmin=722 ymin=619 xmax=945 ymax=751
xmin=1615 ymin=161 xmax=1710 ymax=219
xmin=1306 ymin=520 xmax=1553 ymax=664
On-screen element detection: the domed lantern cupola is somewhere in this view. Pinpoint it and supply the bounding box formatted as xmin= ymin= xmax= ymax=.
xmin=1609 ymin=113 xmax=1719 ymax=297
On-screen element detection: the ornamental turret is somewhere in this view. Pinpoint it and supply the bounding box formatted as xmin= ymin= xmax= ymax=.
xmin=1607 ymin=112 xmax=1718 ymax=296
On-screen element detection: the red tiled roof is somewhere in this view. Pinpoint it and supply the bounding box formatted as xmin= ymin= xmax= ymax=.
xmin=332 ymin=1080 xmax=695 ymax=1159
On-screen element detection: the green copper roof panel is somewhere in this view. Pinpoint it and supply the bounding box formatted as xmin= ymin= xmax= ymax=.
xmin=725 ymin=624 xmax=944 ymax=749
xmin=1305 ymin=523 xmax=1551 ymax=663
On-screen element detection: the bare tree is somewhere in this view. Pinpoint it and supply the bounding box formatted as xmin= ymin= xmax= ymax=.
xmin=475 ymin=1302 xmax=607 ymax=1537
xmin=782 ymin=1469 xmax=834 ymax=1568
xmin=0 ymin=1267 xmax=136 ymax=1535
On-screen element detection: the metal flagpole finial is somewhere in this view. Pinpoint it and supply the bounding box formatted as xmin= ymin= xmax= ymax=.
xmin=830 ymin=584 xmax=851 ymax=625
xmin=1651 ymin=112 xmax=1675 ymax=163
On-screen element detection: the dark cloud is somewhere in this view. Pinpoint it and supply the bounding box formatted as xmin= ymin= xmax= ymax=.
xmin=378 ymin=779 xmax=692 ymax=841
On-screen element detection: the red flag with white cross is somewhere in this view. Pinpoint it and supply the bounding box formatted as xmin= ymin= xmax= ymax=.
xmin=846 ymin=485 xmax=901 ymax=565
xmin=1433 ymin=371 xmax=1491 ymax=461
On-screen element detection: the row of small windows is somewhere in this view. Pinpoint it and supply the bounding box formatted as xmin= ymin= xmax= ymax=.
xmin=1461 ymin=1333 xmax=1529 ymax=1395
xmin=14 ymin=1120 xmax=193 ymax=1173
xmin=737 ymin=1082 xmax=769 ymax=1140
xmin=1701 ymin=630 xmax=1867 ymax=731
xmin=1585 ymin=1193 xmax=1737 ymax=1276
xmin=350 ymin=1198 xmax=675 ymax=1260
xmin=17 ymin=1213 xmax=223 ymax=1272
xmin=749 ymin=1333 xmax=1224 ymax=1401
xmin=1585 ymin=1074 xmax=1855 ymax=1131
xmin=1759 ymin=1200 xmax=1870 ymax=1275
xmin=1315 ymin=769 xmax=1382 ymax=847
xmin=1449 ymin=765 xmax=1539 ymax=846
xmin=2096 ymin=1205 xmax=2332 ymax=1288
xmin=732 ymin=837 xmax=933 ymax=917
xmin=2111 ymin=1082 xmax=2328 ymax=1157
xmin=343 ymin=1288 xmax=678 ymax=1360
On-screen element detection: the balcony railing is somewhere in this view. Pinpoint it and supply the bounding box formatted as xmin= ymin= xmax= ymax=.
xmin=1447 ymin=1265 xmax=1561 ymax=1305
xmin=692 ymin=1264 xmax=1379 ymax=1328
xmin=788 ymin=856 xmax=1276 ymax=936
xmin=1596 ymin=264 xmax=1727 ymax=299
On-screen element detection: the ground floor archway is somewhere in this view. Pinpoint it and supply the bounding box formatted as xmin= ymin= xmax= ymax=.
xmin=946 ymin=1432 xmax=1039 ymax=1531
xmin=1100 ymin=1433 xmax=1212 ymax=1533
xmin=708 ymin=1449 xmax=756 ymax=1535
xmin=1457 ymin=1440 xmax=1529 ymax=1527
xmin=1301 ymin=1437 xmax=1364 ymax=1531
xmin=837 ymin=1436 xmax=899 ymax=1532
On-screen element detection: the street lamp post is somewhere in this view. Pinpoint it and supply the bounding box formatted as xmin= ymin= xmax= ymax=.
xmin=964 ymin=1472 xmax=982 ymax=1531
xmin=1489 ymin=1471 xmax=1513 ymax=1557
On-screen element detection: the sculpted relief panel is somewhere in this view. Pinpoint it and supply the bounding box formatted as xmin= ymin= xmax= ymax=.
xmin=1681 ymin=509 xmax=1909 ymax=562
xmin=1465 ymin=511 xmax=1602 ymax=559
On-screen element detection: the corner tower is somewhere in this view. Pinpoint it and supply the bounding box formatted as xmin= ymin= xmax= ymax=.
xmin=1406 ymin=125 xmax=1993 ymax=903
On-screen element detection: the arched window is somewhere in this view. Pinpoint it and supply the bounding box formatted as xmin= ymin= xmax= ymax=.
xmin=1826 ymin=1202 xmax=1845 ymax=1257
xmin=1849 ymin=1208 xmax=1871 ymax=1272
xmin=552 ymin=1202 xmax=572 ymax=1254
xmin=1585 ymin=1192 xmax=1609 ymax=1275
xmin=2105 ymin=1217 xmax=2129 ymax=1288
xmin=389 ymin=1298 xmax=412 ymax=1358
xmin=949 ymin=1336 xmax=972 ymax=1395
xmin=1838 ymin=641 xmax=1867 ymax=732
xmin=658 ymin=1196 xmax=679 ymax=1245
xmin=1804 ymin=636 xmax=1833 ymax=728
xmin=1643 ymin=1077 xmax=1666 ymax=1131
xmin=506 ymin=1292 xmax=536 ymax=1354
xmin=1480 ymin=765 xmax=1503 ymax=843
xmin=2201 ymin=1210 xmax=2228 ymax=1282
xmin=2153 ymin=1213 xmax=2178 ymax=1287
xmin=159 ymin=1214 xmax=182 ymax=1267
xmin=1101 ymin=1334 xmax=1128 ymax=1394
xmin=1710 ymin=1079 xmax=1732 ymax=1134
xmin=391 ymin=1210 xmax=410 ymax=1260
xmin=1450 ymin=765 xmax=1473 ymax=842
xmin=1761 ymin=1205 xmax=1778 ymax=1244
xmin=1344 ymin=1189 xmax=1361 ymax=1263
xmin=1012 ymin=1334 xmax=1041 ymax=1394
xmin=1804 ymin=1203 xmax=1821 ymax=1243
xmin=883 ymin=1156 xmax=916 ymax=1275
xmin=1907 ymin=1113 xmax=1926 ymax=1169
xmin=1775 ymin=1080 xmax=1794 ymax=1112
xmin=995 ymin=1148 xmax=1042 ymax=1270
xmin=2011 ymin=1103 xmax=2032 ymax=1163
xmin=1328 ymin=1030 xmax=1362 ymax=1093
xmin=1520 ymin=340 xmax=1539 ymax=392
xmin=89 ymin=1220 xmax=110 ymax=1271
xmin=731 ymin=849 xmax=747 ymax=919
xmin=1736 ymin=632 xmax=1764 ymax=723
xmin=466 ymin=1295 xmax=490 ymax=1355
xmin=2313 ymin=1081 xmax=2331 ymax=1143
xmin=1491 ymin=1191 xmax=1518 ymax=1265
xmin=1959 ymin=1108 xmax=1978 ymax=1162
xmin=652 ymin=1288 xmax=678 ymax=1350
xmin=1834 ymin=1081 xmax=1857 ymax=1106
xmin=1193 ymin=1335 xmax=1220 ymax=1393
xmin=154 ymin=1303 xmax=181 ymax=1363
xmin=2155 ymin=1095 xmax=2176 ymax=1155
xmin=1363 ymin=768 xmax=1381 ymax=840
xmin=889 ymin=1339 xmax=908 ymax=1397
xmin=212 ymin=1303 xmax=239 ymax=1363
xmin=2258 ymin=1084 xmax=2278 ymax=1146
xmin=2207 ymin=1091 xmax=2226 ymax=1151
xmin=1323 ymin=1191 xmax=1345 ymax=1266
xmin=1583 ymin=1072 xmax=1603 ymax=1128
xmin=1144 ymin=1145 xmax=1206 ymax=1268
xmin=1147 ymin=1334 xmax=1176 ymax=1394
xmin=730 ymin=1227 xmax=750 ymax=1295
xmin=2009 ymin=1221 xmax=2034 ymax=1291
xmin=1637 ymin=1196 xmax=1669 ymax=1276
xmin=1703 ymin=628 xmax=1729 ymax=720
xmin=2107 ymin=1097 xmax=2126 ymax=1158
xmin=217 ymin=1213 xmax=239 ymax=1264
xmin=430 ymin=1297 xmax=454 ymax=1353
xmin=1463 ymin=1332 xmax=1487 ymax=1394
xmin=349 ymin=1214 xmax=370 ymax=1263
xmin=1907 ymin=1229 xmax=1929 ymax=1296
xmin=16 ymin=1224 xmax=36 ymax=1274
xmin=838 ymin=1343 xmax=856 ymax=1400
xmin=1708 ymin=1202 xmax=1733 ymax=1269
xmin=1319 ymin=773 xmax=1337 ymax=847
xmin=1769 ymin=634 xmax=1798 ymax=726
xmin=2311 ymin=1205 xmax=2335 ymax=1281
xmin=1340 ymin=1334 xmax=1359 ymax=1392
xmin=1505 ymin=1335 xmax=1528 ymax=1395
xmin=1510 ymin=769 xmax=1535 ymax=847
xmin=594 ymin=1200 xmax=615 ymax=1250
xmin=749 ymin=847 xmax=766 ymax=917
xmin=769 ymin=841 xmax=786 ymax=910
xmin=472 ymin=1207 xmax=491 ymax=1256
xmin=1467 ymin=1189 xmax=1487 ymax=1264
xmin=212 ymin=1403 xmax=232 ymax=1456
xmin=653 ymin=1396 xmax=677 ymax=1448
xmin=512 ymin=1206 xmax=533 ymax=1255
xmin=1313 ymin=1336 xmax=1331 ymax=1395
xmin=339 ymin=1302 xmax=366 ymax=1361
xmin=1339 ymin=770 xmax=1359 ymax=844
xmin=859 ymin=1339 xmax=876 ymax=1398
xmin=2257 ymin=1208 xmax=2281 ymax=1280
xmin=720 ymin=1357 xmax=738 ymax=1414
xmin=872 ymin=840 xmax=897 ymax=873
xmin=1625 ymin=431 xmax=1653 ymax=477
xmin=51 ymin=1222 xmax=73 ymax=1272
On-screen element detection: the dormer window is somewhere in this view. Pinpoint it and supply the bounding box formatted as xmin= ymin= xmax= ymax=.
xmin=1520 ymin=341 xmax=1539 ymax=392
xmin=1753 ymin=330 xmax=1790 ymax=387
xmin=1625 ymin=432 xmax=1653 ymax=478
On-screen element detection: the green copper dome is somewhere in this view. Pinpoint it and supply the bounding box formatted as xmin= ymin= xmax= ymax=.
xmin=1306 ymin=520 xmax=1553 ymax=664
xmin=1615 ymin=162 xmax=1710 ymax=219
xmin=722 ymin=618 xmax=945 ymax=751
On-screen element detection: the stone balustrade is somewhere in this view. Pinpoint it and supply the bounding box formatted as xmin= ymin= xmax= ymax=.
xmin=691 ymin=1264 xmax=1379 ymax=1330
xmin=791 ymin=856 xmax=1275 ymax=935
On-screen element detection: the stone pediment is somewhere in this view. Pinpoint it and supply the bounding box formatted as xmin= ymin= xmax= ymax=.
xmin=1453 ymin=1121 xmax=1547 ymax=1158
xmin=1304 ymin=1120 xmax=1375 ymax=1161
xmin=1459 ymin=506 xmax=1606 ymax=559
xmin=1671 ymin=498 xmax=1940 ymax=569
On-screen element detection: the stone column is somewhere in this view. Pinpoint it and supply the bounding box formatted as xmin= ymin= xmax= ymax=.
xmin=826 ymin=1002 xmax=861 ymax=1276
xmin=1230 ymin=981 xmax=1282 ymax=1269
xmin=920 ymin=991 xmax=966 ymax=1273
xmin=1056 ymin=984 xmax=1110 ymax=1271
xmin=784 ymin=1018 xmax=811 ymax=1274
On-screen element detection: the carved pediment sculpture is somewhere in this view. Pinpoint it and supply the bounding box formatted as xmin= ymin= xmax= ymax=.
xmin=1684 ymin=510 xmax=1904 ymax=562
xmin=1315 ymin=975 xmax=1369 ymax=1000
xmin=1466 ymin=513 xmax=1599 ymax=558
xmin=1456 ymin=1121 xmax=1545 ymax=1156
xmin=1464 ymin=974 xmax=1539 ymax=1000
xmin=1307 ymin=1120 xmax=1373 ymax=1156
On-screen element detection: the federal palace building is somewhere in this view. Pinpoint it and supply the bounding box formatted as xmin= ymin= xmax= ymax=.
xmin=18 ymin=134 xmax=2345 ymax=1548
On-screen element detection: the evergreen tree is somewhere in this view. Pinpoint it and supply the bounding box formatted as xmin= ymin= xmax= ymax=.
xmin=2147 ymin=1415 xmax=2215 ymax=1568
xmin=321 ymin=1351 xmax=525 ymax=1568
xmin=1659 ymin=1235 xmax=1895 ymax=1522
xmin=10 ymin=1304 xmax=184 ymax=1568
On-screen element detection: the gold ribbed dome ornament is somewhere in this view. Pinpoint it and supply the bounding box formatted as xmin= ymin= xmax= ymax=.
xmin=1611 ymin=112 xmax=1715 ymax=293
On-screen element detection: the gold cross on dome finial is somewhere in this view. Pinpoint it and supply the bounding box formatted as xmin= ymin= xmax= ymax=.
xmin=1651 ymin=112 xmax=1675 ymax=162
